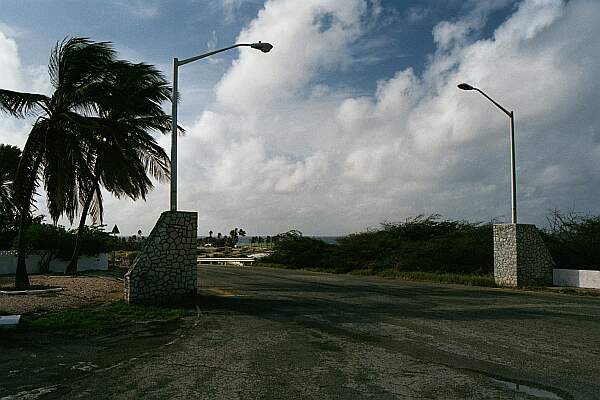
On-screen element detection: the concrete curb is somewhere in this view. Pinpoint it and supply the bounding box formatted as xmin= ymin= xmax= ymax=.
xmin=0 ymin=287 xmax=63 ymax=295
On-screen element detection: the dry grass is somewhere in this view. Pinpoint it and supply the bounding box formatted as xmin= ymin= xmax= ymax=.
xmin=0 ymin=272 xmax=123 ymax=315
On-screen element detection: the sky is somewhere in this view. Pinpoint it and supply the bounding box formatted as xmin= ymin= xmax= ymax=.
xmin=1 ymin=0 xmax=599 ymax=236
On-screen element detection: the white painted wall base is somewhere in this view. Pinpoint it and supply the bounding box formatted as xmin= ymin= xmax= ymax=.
xmin=553 ymin=269 xmax=600 ymax=289
xmin=0 ymin=253 xmax=108 ymax=275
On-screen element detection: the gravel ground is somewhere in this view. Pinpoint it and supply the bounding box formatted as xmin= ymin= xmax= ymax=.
xmin=0 ymin=271 xmax=123 ymax=314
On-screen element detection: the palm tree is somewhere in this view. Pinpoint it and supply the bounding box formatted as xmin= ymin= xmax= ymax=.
xmin=0 ymin=38 xmax=118 ymax=288
xmin=64 ymin=60 xmax=172 ymax=274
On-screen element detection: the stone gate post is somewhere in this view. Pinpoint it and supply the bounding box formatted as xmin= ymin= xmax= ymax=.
xmin=124 ymin=211 xmax=198 ymax=304
xmin=493 ymin=224 xmax=554 ymax=287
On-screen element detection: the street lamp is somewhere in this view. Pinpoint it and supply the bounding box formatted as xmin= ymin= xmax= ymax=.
xmin=458 ymin=83 xmax=517 ymax=224
xmin=170 ymin=41 xmax=273 ymax=211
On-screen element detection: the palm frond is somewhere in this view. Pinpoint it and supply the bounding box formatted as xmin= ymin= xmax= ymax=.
xmin=48 ymin=37 xmax=116 ymax=91
xmin=13 ymin=122 xmax=47 ymax=213
xmin=88 ymin=183 xmax=104 ymax=224
xmin=0 ymin=89 xmax=49 ymax=118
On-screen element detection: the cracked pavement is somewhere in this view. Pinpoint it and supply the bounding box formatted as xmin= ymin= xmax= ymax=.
xmin=2 ymin=265 xmax=600 ymax=399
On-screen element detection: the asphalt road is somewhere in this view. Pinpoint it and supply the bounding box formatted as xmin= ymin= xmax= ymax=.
xmin=2 ymin=265 xmax=600 ymax=399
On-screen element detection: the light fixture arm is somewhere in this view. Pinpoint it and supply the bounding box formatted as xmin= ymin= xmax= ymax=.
xmin=178 ymin=44 xmax=246 ymax=67
xmin=473 ymin=88 xmax=512 ymax=117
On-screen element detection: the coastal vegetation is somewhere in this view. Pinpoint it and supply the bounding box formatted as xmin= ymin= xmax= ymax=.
xmin=263 ymin=216 xmax=493 ymax=276
xmin=262 ymin=212 xmax=600 ymax=285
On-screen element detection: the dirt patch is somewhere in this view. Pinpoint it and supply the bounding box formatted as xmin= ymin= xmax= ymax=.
xmin=0 ymin=271 xmax=123 ymax=314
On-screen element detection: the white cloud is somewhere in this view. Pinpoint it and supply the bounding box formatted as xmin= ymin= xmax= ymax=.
xmin=0 ymin=31 xmax=25 ymax=92
xmin=0 ymin=29 xmax=50 ymax=147
xmin=3 ymin=0 xmax=600 ymax=236
xmin=215 ymin=0 xmax=367 ymax=111
xmin=172 ymin=0 xmax=600 ymax=235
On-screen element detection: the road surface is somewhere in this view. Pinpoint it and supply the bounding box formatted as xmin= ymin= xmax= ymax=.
xmin=2 ymin=265 xmax=600 ymax=399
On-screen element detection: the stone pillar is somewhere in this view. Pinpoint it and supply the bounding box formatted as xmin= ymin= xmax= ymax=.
xmin=124 ymin=211 xmax=197 ymax=304
xmin=493 ymin=224 xmax=554 ymax=287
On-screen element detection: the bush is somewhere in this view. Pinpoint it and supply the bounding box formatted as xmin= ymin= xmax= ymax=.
xmin=328 ymin=215 xmax=493 ymax=274
xmin=266 ymin=217 xmax=493 ymax=275
xmin=264 ymin=211 xmax=600 ymax=276
xmin=263 ymin=230 xmax=335 ymax=269
xmin=15 ymin=223 xmax=115 ymax=265
xmin=542 ymin=210 xmax=600 ymax=269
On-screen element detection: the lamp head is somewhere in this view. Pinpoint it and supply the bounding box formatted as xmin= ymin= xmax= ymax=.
xmin=457 ymin=83 xmax=475 ymax=91
xmin=251 ymin=41 xmax=273 ymax=53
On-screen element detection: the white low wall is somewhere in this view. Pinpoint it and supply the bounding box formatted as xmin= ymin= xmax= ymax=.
xmin=0 ymin=252 xmax=108 ymax=275
xmin=553 ymin=269 xmax=600 ymax=289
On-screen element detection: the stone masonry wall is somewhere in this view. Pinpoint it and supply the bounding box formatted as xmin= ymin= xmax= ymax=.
xmin=493 ymin=224 xmax=554 ymax=287
xmin=124 ymin=211 xmax=197 ymax=304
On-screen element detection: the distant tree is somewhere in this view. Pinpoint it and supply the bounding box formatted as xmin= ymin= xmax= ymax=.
xmin=227 ymin=227 xmax=246 ymax=246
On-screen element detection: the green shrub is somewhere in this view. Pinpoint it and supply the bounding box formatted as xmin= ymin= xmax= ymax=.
xmin=330 ymin=215 xmax=493 ymax=274
xmin=266 ymin=217 xmax=493 ymax=275
xmin=265 ymin=211 xmax=600 ymax=275
xmin=263 ymin=230 xmax=335 ymax=269
xmin=15 ymin=223 xmax=115 ymax=262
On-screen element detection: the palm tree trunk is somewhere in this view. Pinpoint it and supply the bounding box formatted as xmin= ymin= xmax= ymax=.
xmin=64 ymin=185 xmax=95 ymax=275
xmin=14 ymin=155 xmax=43 ymax=290
xmin=15 ymin=209 xmax=31 ymax=289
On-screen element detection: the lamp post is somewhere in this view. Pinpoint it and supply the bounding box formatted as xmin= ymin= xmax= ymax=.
xmin=170 ymin=41 xmax=273 ymax=211
xmin=457 ymin=83 xmax=517 ymax=224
